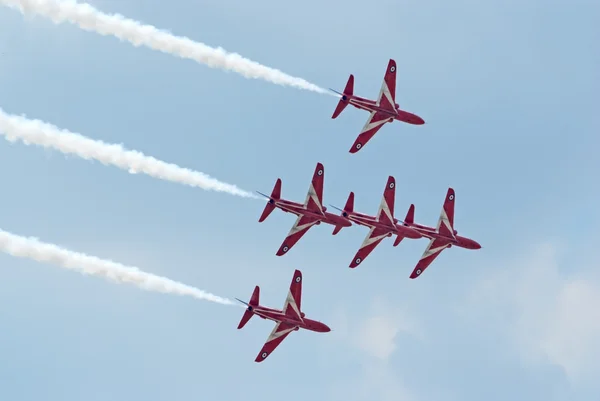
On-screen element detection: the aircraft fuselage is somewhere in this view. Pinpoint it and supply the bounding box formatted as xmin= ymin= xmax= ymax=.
xmin=273 ymin=198 xmax=351 ymax=228
xmin=343 ymin=94 xmax=425 ymax=126
xmin=342 ymin=210 xmax=421 ymax=239
xmin=404 ymin=222 xmax=481 ymax=249
xmin=248 ymin=304 xmax=331 ymax=333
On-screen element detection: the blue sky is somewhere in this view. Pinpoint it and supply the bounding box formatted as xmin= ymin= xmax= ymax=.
xmin=0 ymin=0 xmax=598 ymax=400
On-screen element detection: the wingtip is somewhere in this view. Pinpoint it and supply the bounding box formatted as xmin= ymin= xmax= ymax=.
xmin=387 ymin=176 xmax=395 ymax=187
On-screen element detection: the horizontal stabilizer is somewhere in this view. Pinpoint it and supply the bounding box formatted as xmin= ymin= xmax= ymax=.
xmin=237 ymin=286 xmax=260 ymax=329
xmin=258 ymin=179 xmax=281 ymax=222
xmin=344 ymin=192 xmax=354 ymax=214
xmin=404 ymin=204 xmax=415 ymax=225
xmin=331 ymin=74 xmax=354 ymax=119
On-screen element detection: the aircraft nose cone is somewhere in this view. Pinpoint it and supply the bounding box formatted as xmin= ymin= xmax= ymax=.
xmin=415 ymin=116 xmax=425 ymax=125
xmin=314 ymin=321 xmax=331 ymax=332
xmin=470 ymin=240 xmax=482 ymax=249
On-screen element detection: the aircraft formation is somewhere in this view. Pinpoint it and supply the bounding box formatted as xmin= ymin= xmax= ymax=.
xmin=0 ymin=3 xmax=483 ymax=365
xmin=238 ymin=58 xmax=481 ymax=362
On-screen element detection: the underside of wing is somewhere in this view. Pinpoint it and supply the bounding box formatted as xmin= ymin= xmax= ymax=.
xmin=255 ymin=321 xmax=296 ymax=362
xmin=349 ymin=226 xmax=391 ymax=268
xmin=375 ymin=176 xmax=396 ymax=226
xmin=303 ymin=163 xmax=325 ymax=214
xmin=376 ymin=59 xmax=397 ymax=111
xmin=435 ymin=188 xmax=456 ymax=239
xmin=282 ymin=269 xmax=303 ymax=320
xmin=409 ymin=238 xmax=450 ymax=279
xmin=276 ymin=214 xmax=319 ymax=256
xmin=349 ymin=111 xmax=390 ymax=153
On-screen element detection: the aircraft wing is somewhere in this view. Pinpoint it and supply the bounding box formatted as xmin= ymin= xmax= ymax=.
xmin=376 ymin=59 xmax=397 ymax=111
xmin=349 ymin=226 xmax=391 ymax=268
xmin=435 ymin=188 xmax=456 ymax=239
xmin=375 ymin=176 xmax=396 ymax=226
xmin=409 ymin=237 xmax=451 ymax=279
xmin=276 ymin=214 xmax=319 ymax=256
xmin=254 ymin=321 xmax=296 ymax=362
xmin=282 ymin=269 xmax=303 ymax=320
xmin=349 ymin=111 xmax=390 ymax=153
xmin=303 ymin=163 xmax=325 ymax=214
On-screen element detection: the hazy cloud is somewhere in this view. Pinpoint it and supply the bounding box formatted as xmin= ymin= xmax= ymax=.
xmin=465 ymin=242 xmax=600 ymax=386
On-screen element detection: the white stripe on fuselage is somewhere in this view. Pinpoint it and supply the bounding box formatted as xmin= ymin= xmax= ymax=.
xmin=276 ymin=202 xmax=322 ymax=220
xmin=348 ymin=213 xmax=393 ymax=230
xmin=254 ymin=309 xmax=302 ymax=326
xmin=412 ymin=226 xmax=457 ymax=244
xmin=349 ymin=98 xmax=396 ymax=116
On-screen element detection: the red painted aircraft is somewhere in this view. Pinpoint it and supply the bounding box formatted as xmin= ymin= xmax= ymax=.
xmin=331 ymin=176 xmax=422 ymax=267
xmin=398 ymin=188 xmax=481 ymax=279
xmin=330 ymin=58 xmax=425 ymax=153
xmin=257 ymin=162 xmax=352 ymax=256
xmin=236 ymin=269 xmax=331 ymax=362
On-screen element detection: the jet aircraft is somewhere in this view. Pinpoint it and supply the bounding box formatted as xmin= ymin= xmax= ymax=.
xmin=331 ymin=176 xmax=422 ymax=268
xmin=330 ymin=58 xmax=425 ymax=153
xmin=399 ymin=188 xmax=481 ymax=278
xmin=257 ymin=162 xmax=352 ymax=256
xmin=236 ymin=269 xmax=331 ymax=362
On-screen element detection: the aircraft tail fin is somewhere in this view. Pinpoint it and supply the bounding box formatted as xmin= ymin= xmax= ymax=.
xmin=404 ymin=204 xmax=415 ymax=225
xmin=394 ymin=204 xmax=418 ymax=246
xmin=331 ymin=74 xmax=354 ymax=119
xmin=330 ymin=192 xmax=354 ymax=235
xmin=343 ymin=192 xmax=355 ymax=213
xmin=258 ymin=179 xmax=281 ymax=222
xmin=237 ymin=286 xmax=260 ymax=329
xmin=327 ymin=194 xmax=352 ymax=235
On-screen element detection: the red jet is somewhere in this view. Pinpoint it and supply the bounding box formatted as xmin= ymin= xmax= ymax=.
xmin=331 ymin=176 xmax=422 ymax=268
xmin=236 ymin=269 xmax=331 ymax=362
xmin=257 ymin=162 xmax=352 ymax=256
xmin=399 ymin=188 xmax=481 ymax=278
xmin=330 ymin=58 xmax=425 ymax=153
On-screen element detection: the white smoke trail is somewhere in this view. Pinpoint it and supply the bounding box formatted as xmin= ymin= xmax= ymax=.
xmin=0 ymin=107 xmax=258 ymax=199
xmin=1 ymin=0 xmax=329 ymax=94
xmin=0 ymin=227 xmax=238 ymax=306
